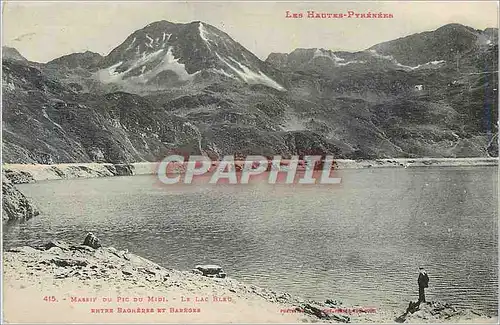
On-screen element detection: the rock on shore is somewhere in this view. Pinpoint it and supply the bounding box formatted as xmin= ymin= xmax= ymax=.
xmin=2 ymin=173 xmax=40 ymax=221
xmin=394 ymin=300 xmax=496 ymax=323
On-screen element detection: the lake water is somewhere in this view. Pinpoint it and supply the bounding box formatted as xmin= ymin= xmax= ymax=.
xmin=3 ymin=167 xmax=498 ymax=314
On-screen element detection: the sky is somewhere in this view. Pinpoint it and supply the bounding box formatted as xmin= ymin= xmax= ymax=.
xmin=2 ymin=1 xmax=499 ymax=63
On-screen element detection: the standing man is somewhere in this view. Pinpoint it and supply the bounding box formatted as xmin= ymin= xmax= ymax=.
xmin=417 ymin=267 xmax=429 ymax=304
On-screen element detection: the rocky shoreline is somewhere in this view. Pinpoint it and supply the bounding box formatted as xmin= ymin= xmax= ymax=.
xmin=3 ymin=237 xmax=496 ymax=323
xmin=3 ymin=158 xmax=498 ymax=183
xmin=2 ymin=162 xmax=144 ymax=184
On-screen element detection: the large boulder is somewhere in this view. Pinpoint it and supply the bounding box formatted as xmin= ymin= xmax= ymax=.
xmin=192 ymin=264 xmax=227 ymax=278
xmin=395 ymin=300 xmax=493 ymax=323
xmin=2 ymin=174 xmax=40 ymax=221
xmin=113 ymin=164 xmax=135 ymax=176
xmin=44 ymin=240 xmax=70 ymax=251
xmin=301 ymin=303 xmax=350 ymax=323
xmin=82 ymin=232 xmax=102 ymax=249
xmin=2 ymin=169 xmax=36 ymax=184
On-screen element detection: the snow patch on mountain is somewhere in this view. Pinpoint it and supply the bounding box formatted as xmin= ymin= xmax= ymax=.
xmin=4 ymin=80 xmax=16 ymax=91
xmin=369 ymin=49 xmax=445 ymax=70
xmin=42 ymin=109 xmax=64 ymax=131
xmin=396 ymin=60 xmax=446 ymax=70
xmin=145 ymin=34 xmax=155 ymax=48
xmin=476 ymin=32 xmax=496 ymax=48
xmin=101 ymin=49 xmax=163 ymax=81
xmin=337 ymin=60 xmax=366 ymax=66
xmin=212 ymin=68 xmax=236 ymax=79
xmin=368 ymin=49 xmax=395 ymax=61
xmin=282 ymin=113 xmax=306 ymax=131
xmin=162 ymin=32 xmax=171 ymax=43
xmin=216 ymin=53 xmax=285 ymax=91
xmin=126 ymin=37 xmax=137 ymax=51
xmin=312 ymin=49 xmax=366 ymax=67
xmin=313 ymin=49 xmax=345 ymax=63
xmin=396 ymin=62 xmax=421 ymax=70
xmin=199 ymin=22 xmax=211 ymax=46
xmin=154 ymin=47 xmax=199 ymax=81
xmin=98 ymin=61 xmax=125 ymax=83
xmin=134 ymin=49 xmax=164 ymax=67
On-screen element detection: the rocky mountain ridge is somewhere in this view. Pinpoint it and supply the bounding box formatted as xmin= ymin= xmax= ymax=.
xmin=2 ymin=22 xmax=498 ymax=164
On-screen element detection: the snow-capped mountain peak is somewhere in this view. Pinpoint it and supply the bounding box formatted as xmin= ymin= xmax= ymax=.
xmin=96 ymin=20 xmax=285 ymax=91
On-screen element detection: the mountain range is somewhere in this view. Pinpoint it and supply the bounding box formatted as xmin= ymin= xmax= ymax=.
xmin=2 ymin=21 xmax=498 ymax=164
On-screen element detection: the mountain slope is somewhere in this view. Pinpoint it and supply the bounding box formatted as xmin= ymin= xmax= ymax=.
xmin=2 ymin=46 xmax=28 ymax=62
xmin=369 ymin=24 xmax=498 ymax=69
xmin=264 ymin=23 xmax=498 ymax=157
xmin=266 ymin=25 xmax=498 ymax=74
xmin=2 ymin=59 xmax=202 ymax=163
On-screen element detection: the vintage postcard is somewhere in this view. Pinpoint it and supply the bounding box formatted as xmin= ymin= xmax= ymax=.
xmin=1 ymin=1 xmax=498 ymax=323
